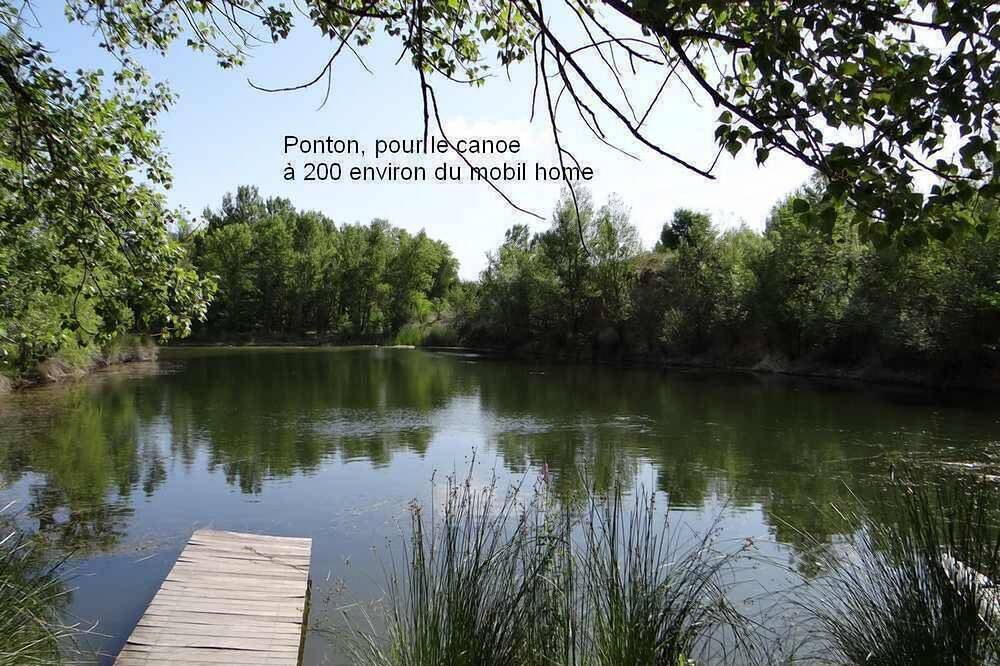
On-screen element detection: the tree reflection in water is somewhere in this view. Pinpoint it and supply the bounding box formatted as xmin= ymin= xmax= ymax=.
xmin=0 ymin=347 xmax=995 ymax=578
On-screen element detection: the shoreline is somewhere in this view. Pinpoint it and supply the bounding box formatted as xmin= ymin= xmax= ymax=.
xmin=7 ymin=339 xmax=995 ymax=395
xmin=0 ymin=339 xmax=158 ymax=395
xmin=163 ymin=340 xmax=999 ymax=394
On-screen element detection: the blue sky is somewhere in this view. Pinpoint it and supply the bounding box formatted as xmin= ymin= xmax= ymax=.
xmin=31 ymin=4 xmax=813 ymax=278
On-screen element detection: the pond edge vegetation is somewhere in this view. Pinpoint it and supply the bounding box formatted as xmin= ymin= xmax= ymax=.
xmin=333 ymin=468 xmax=1000 ymax=666
xmin=6 ymin=179 xmax=998 ymax=393
xmin=2 ymin=453 xmax=997 ymax=664
xmin=0 ymin=507 xmax=78 ymax=665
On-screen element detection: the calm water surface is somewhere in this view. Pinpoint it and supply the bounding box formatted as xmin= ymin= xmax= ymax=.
xmin=0 ymin=347 xmax=997 ymax=663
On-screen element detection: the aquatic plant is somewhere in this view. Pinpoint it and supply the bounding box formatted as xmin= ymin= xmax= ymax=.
xmin=346 ymin=474 xmax=561 ymax=666
xmin=0 ymin=520 xmax=74 ymax=665
xmin=576 ymin=489 xmax=750 ymax=665
xmin=346 ymin=472 xmax=750 ymax=666
xmin=804 ymin=475 xmax=1000 ymax=665
xmin=344 ymin=463 xmax=1000 ymax=666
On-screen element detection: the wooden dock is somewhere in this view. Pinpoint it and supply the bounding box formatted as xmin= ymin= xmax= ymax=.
xmin=115 ymin=529 xmax=312 ymax=666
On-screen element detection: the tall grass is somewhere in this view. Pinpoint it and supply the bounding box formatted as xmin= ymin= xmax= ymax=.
xmin=347 ymin=475 xmax=561 ymax=666
xmin=346 ymin=473 xmax=751 ymax=666
xmin=0 ymin=525 xmax=74 ymax=664
xmin=577 ymin=490 xmax=750 ymax=665
xmin=803 ymin=475 xmax=1000 ymax=665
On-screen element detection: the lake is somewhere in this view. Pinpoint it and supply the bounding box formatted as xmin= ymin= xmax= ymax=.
xmin=1 ymin=347 xmax=997 ymax=663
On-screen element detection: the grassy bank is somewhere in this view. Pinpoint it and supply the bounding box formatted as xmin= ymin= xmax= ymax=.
xmin=0 ymin=335 xmax=157 ymax=394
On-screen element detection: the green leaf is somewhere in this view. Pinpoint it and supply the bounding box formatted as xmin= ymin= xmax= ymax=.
xmin=819 ymin=206 xmax=837 ymax=235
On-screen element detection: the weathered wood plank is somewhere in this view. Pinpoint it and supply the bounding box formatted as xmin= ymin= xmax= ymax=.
xmin=177 ymin=548 xmax=312 ymax=565
xmin=170 ymin=559 xmax=308 ymax=576
xmin=140 ymin=608 xmax=306 ymax=626
xmin=156 ymin=582 xmax=307 ymax=599
xmin=143 ymin=599 xmax=304 ymax=619
xmin=167 ymin=562 xmax=308 ymax=581
xmin=125 ymin=630 xmax=301 ymax=650
xmin=114 ymin=529 xmax=312 ymax=666
xmin=193 ymin=529 xmax=311 ymax=547
xmin=117 ymin=645 xmax=298 ymax=665
xmin=184 ymin=536 xmax=311 ymax=553
xmin=133 ymin=620 xmax=302 ymax=638
xmin=127 ymin=630 xmax=299 ymax=648
xmin=163 ymin=571 xmax=306 ymax=589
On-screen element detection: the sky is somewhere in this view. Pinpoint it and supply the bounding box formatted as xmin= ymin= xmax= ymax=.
xmin=31 ymin=3 xmax=814 ymax=279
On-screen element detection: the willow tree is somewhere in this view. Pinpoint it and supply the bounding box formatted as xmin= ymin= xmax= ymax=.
xmin=52 ymin=0 xmax=997 ymax=244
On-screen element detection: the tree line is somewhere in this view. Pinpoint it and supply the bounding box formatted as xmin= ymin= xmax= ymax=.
xmin=4 ymin=173 xmax=997 ymax=384
xmin=182 ymin=186 xmax=458 ymax=343
xmin=453 ymin=180 xmax=1000 ymax=381
xmin=183 ymin=180 xmax=1000 ymax=382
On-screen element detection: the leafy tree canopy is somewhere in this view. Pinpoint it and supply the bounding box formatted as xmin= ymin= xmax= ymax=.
xmin=658 ymin=209 xmax=712 ymax=250
xmin=0 ymin=6 xmax=214 ymax=371
xmin=53 ymin=0 xmax=1000 ymax=244
xmin=188 ymin=187 xmax=459 ymax=341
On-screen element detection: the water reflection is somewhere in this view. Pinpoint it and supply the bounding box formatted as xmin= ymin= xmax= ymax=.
xmin=0 ymin=348 xmax=996 ymax=661
xmin=1 ymin=349 xmax=997 ymax=556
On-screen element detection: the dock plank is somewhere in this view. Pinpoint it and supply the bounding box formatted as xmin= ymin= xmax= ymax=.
xmin=115 ymin=529 xmax=311 ymax=666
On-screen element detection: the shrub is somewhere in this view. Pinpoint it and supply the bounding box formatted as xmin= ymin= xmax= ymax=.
xmin=393 ymin=325 xmax=426 ymax=347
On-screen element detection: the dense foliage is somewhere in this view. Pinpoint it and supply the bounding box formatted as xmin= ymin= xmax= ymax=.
xmin=186 ymin=186 xmax=458 ymax=342
xmin=455 ymin=182 xmax=1000 ymax=380
xmin=0 ymin=5 xmax=213 ymax=378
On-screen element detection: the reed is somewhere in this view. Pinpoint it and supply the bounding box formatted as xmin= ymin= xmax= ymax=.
xmin=347 ymin=474 xmax=563 ymax=666
xmin=804 ymin=475 xmax=1000 ymax=665
xmin=0 ymin=527 xmax=74 ymax=665
xmin=576 ymin=488 xmax=750 ymax=665
xmin=347 ymin=473 xmax=750 ymax=666
xmin=347 ymin=467 xmax=1000 ymax=666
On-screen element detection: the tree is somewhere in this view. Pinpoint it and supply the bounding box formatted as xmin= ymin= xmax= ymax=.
xmin=0 ymin=9 xmax=213 ymax=372
xmin=537 ymin=188 xmax=596 ymax=345
xmin=252 ymin=216 xmax=295 ymax=334
xmin=477 ymin=224 xmax=547 ymax=346
xmin=386 ymin=230 xmax=438 ymax=331
xmin=755 ymin=183 xmax=867 ymax=357
xmin=657 ymin=209 xmax=713 ymax=251
xmin=204 ymin=186 xmax=268 ymax=230
xmin=592 ymin=196 xmax=640 ymax=327
xmin=850 ymin=205 xmax=1000 ymax=361
xmin=55 ymin=0 xmax=999 ymax=242
xmin=197 ymin=223 xmax=256 ymax=334
xmin=283 ymin=211 xmax=335 ymax=333
xmin=659 ymin=214 xmax=727 ymax=353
